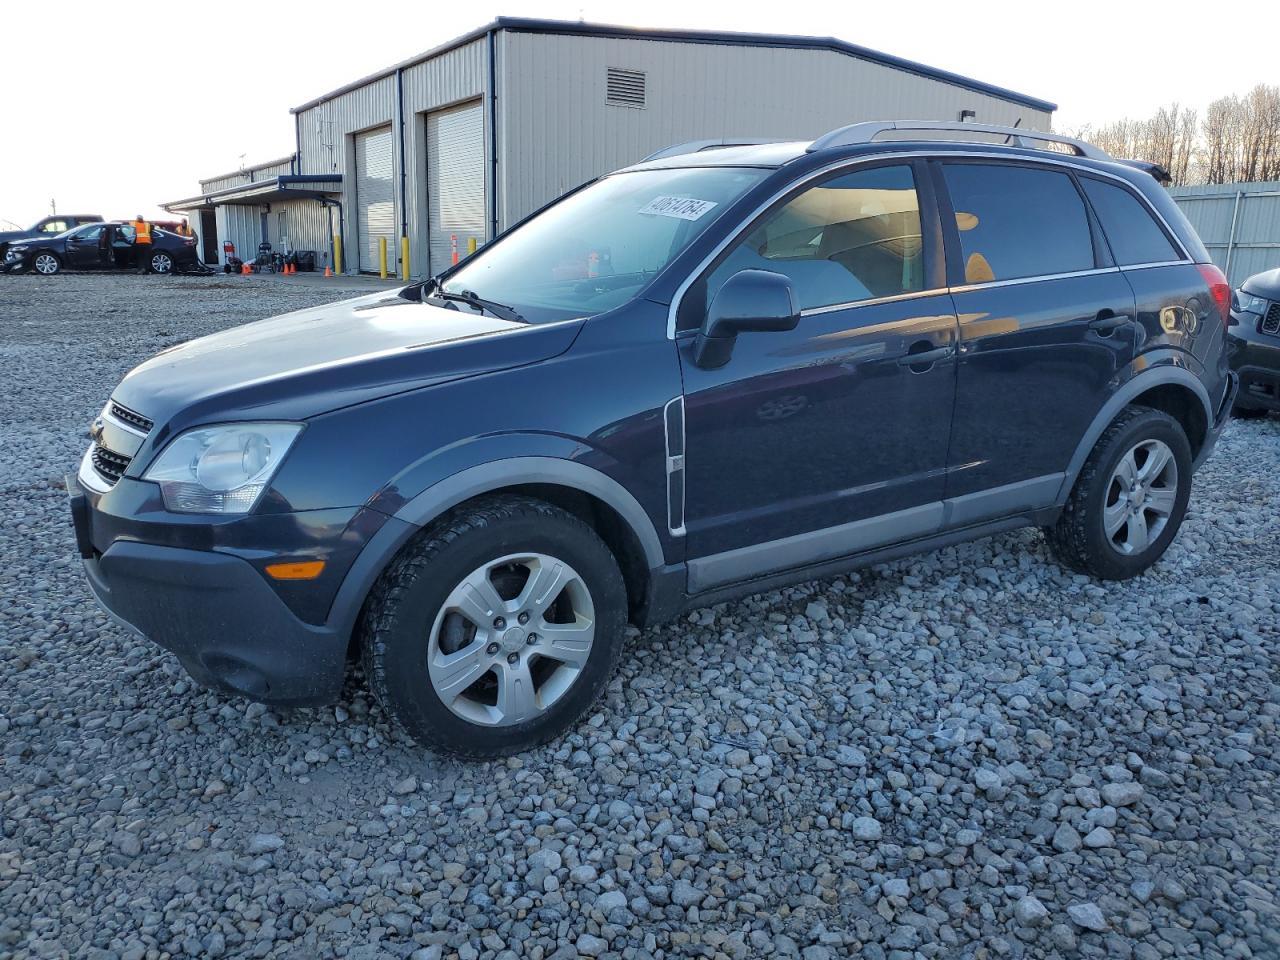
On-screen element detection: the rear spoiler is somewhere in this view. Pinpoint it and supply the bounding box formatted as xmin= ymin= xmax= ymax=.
xmin=1114 ymin=159 xmax=1172 ymax=186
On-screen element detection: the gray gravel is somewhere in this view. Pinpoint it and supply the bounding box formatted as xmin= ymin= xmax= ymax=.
xmin=2 ymin=272 xmax=1279 ymax=960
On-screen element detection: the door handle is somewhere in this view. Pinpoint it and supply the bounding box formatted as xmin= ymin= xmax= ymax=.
xmin=897 ymin=344 xmax=954 ymax=367
xmin=1089 ymin=312 xmax=1132 ymax=335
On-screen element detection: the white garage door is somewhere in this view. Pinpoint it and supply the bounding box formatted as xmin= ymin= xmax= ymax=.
xmin=355 ymin=126 xmax=395 ymax=274
xmin=427 ymin=101 xmax=485 ymax=276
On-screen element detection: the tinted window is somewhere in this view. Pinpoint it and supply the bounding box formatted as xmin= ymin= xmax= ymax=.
xmin=702 ymin=164 xmax=924 ymax=315
xmin=40 ymin=220 xmax=68 ymax=234
xmin=942 ymin=163 xmax=1094 ymax=283
xmin=1080 ymin=177 xmax=1180 ymax=266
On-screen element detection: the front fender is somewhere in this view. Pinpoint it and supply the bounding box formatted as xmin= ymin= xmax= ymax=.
xmin=322 ymin=454 xmax=668 ymax=643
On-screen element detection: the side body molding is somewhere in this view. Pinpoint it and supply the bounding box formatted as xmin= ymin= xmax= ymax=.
xmin=323 ymin=457 xmax=667 ymax=640
xmin=1055 ymin=365 xmax=1213 ymax=504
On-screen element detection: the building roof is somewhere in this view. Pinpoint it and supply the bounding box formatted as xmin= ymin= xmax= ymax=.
xmin=163 ymin=175 xmax=342 ymax=212
xmin=288 ymin=16 xmax=1056 ymax=116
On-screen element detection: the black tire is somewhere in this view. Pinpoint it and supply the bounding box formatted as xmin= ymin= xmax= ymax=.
xmin=1045 ymin=406 xmax=1192 ymax=580
xmin=32 ymin=251 xmax=61 ymax=275
xmin=148 ymin=250 xmax=174 ymax=274
xmin=360 ymin=495 xmax=628 ymax=758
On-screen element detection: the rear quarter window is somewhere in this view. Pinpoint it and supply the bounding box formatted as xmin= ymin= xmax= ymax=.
xmin=1080 ymin=177 xmax=1181 ymax=266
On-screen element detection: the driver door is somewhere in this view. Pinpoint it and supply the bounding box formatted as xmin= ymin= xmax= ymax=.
xmin=66 ymin=225 xmax=105 ymax=268
xmin=675 ymin=160 xmax=960 ymax=592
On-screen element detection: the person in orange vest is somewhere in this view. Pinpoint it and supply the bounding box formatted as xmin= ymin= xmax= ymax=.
xmin=130 ymin=214 xmax=153 ymax=274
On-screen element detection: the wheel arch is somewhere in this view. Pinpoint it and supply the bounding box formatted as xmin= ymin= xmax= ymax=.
xmin=327 ymin=457 xmax=667 ymax=648
xmin=1056 ymin=366 xmax=1212 ymax=504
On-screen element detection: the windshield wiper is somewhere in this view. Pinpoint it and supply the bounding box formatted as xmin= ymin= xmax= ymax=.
xmin=427 ymin=289 xmax=526 ymax=324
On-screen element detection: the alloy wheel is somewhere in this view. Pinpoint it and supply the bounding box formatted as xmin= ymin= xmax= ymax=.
xmin=34 ymin=254 xmax=58 ymax=275
xmin=426 ymin=553 xmax=595 ymax=726
xmin=1103 ymin=439 xmax=1178 ymax=555
xmin=150 ymin=253 xmax=173 ymax=273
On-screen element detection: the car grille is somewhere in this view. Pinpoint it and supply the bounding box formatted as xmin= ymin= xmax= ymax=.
xmin=84 ymin=400 xmax=153 ymax=489
xmin=109 ymin=401 xmax=153 ymax=433
xmin=91 ymin=445 xmax=131 ymax=485
xmin=1262 ymin=302 xmax=1280 ymax=336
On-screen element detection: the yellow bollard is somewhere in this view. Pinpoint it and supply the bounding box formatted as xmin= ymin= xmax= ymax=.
xmin=467 ymin=236 xmax=478 ymax=256
xmin=401 ymin=236 xmax=409 ymax=282
xmin=333 ymin=235 xmax=343 ymax=276
xmin=379 ymin=237 xmax=388 ymax=279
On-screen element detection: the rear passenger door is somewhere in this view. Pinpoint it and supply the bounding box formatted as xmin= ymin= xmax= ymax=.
xmin=938 ymin=160 xmax=1137 ymax=517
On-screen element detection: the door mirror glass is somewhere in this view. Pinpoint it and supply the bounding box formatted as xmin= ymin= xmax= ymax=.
xmin=694 ymin=268 xmax=799 ymax=368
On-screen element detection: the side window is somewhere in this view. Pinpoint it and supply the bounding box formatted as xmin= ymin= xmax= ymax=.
xmin=41 ymin=219 xmax=68 ymax=234
xmin=942 ymin=163 xmax=1094 ymax=283
xmin=80 ymin=225 xmax=104 ymax=242
xmin=701 ymin=164 xmax=924 ymax=316
xmin=1080 ymin=177 xmax=1180 ymax=266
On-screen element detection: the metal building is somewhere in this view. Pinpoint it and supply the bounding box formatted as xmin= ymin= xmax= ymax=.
xmin=164 ymin=17 xmax=1055 ymax=279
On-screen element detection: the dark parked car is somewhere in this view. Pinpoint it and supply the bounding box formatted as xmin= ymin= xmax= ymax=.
xmin=1228 ymin=266 xmax=1280 ymax=415
xmin=69 ymin=121 xmax=1236 ymax=757
xmin=0 ymin=213 xmax=102 ymax=260
xmin=4 ymin=221 xmax=198 ymax=275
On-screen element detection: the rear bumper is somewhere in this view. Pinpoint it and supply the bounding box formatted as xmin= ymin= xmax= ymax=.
xmin=1194 ymin=370 xmax=1238 ymax=470
xmin=69 ymin=479 xmax=351 ymax=706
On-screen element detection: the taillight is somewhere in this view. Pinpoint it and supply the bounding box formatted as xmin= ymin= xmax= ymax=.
xmin=1196 ymin=263 xmax=1230 ymax=327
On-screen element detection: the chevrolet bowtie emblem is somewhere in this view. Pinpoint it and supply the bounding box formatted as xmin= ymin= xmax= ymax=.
xmin=89 ymin=417 xmax=105 ymax=443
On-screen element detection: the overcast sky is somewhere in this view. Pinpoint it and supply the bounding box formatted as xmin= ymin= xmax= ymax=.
xmin=1 ymin=0 xmax=1273 ymax=228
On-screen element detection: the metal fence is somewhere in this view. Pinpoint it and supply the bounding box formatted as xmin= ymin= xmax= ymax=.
xmin=1170 ymin=180 xmax=1280 ymax=287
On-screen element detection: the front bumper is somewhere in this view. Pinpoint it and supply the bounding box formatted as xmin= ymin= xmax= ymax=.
xmin=1228 ymin=321 xmax=1280 ymax=411
xmin=69 ymin=477 xmax=361 ymax=706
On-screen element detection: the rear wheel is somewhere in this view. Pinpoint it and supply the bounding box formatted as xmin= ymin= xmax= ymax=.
xmin=149 ymin=251 xmax=174 ymax=274
xmin=1045 ymin=406 xmax=1192 ymax=580
xmin=33 ymin=252 xmax=61 ymax=275
xmin=361 ymin=496 xmax=627 ymax=758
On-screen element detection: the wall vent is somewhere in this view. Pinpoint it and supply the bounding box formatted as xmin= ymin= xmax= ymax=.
xmin=606 ymin=68 xmax=646 ymax=108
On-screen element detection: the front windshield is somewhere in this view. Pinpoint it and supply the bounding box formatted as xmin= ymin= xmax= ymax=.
xmin=440 ymin=166 xmax=769 ymax=323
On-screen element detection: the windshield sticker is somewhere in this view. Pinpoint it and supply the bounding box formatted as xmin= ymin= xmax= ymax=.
xmin=638 ymin=196 xmax=719 ymax=221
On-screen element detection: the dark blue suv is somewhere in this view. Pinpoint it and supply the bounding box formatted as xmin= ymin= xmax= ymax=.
xmin=70 ymin=121 xmax=1237 ymax=757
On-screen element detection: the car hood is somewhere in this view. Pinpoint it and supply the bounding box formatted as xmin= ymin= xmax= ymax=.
xmin=1242 ymin=267 xmax=1280 ymax=301
xmin=114 ymin=289 xmax=584 ymax=435
xmin=0 ymin=229 xmax=36 ymax=244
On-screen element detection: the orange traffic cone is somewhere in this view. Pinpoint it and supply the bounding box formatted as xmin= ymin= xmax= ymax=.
xmin=241 ymin=261 xmax=250 ymax=276
xmin=324 ymin=265 xmax=332 ymax=278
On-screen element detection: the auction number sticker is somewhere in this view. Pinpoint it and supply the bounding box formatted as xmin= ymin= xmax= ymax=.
xmin=638 ymin=196 xmax=719 ymax=221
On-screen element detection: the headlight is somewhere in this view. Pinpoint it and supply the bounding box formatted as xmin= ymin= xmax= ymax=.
xmin=1234 ymin=290 xmax=1267 ymax=315
xmin=142 ymin=422 xmax=302 ymax=514
xmin=10 ymin=245 xmax=28 ymax=254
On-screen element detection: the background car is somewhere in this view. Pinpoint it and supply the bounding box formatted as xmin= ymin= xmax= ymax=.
xmin=1228 ymin=266 xmax=1280 ymax=416
xmin=0 ymin=214 xmax=103 ymax=260
xmin=3 ymin=222 xmax=198 ymax=275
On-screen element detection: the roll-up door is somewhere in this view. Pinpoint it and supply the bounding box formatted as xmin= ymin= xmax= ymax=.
xmin=355 ymin=126 xmax=395 ymax=274
xmin=427 ymin=101 xmax=485 ymax=276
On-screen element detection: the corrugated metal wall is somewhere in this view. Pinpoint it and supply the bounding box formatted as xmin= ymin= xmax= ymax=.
xmin=295 ymin=76 xmax=397 ymax=273
xmin=267 ymin=199 xmax=333 ymax=267
xmin=402 ymin=38 xmax=488 ymax=278
xmin=497 ymin=32 xmax=1052 ymax=227
xmin=1170 ymin=181 xmax=1280 ymax=287
xmin=200 ymin=158 xmax=295 ymax=193
xmin=215 ymin=205 xmax=262 ymax=264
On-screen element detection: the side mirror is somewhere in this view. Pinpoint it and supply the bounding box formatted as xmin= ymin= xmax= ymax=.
xmin=694 ymin=269 xmax=800 ymax=369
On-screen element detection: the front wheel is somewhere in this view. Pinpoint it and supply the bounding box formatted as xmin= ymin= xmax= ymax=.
xmin=1045 ymin=406 xmax=1192 ymax=580
xmin=361 ymin=496 xmax=628 ymax=758
xmin=32 ymin=252 xmax=61 ymax=275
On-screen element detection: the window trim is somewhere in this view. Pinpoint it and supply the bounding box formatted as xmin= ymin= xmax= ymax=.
xmin=666 ymin=150 xmax=1193 ymax=338
xmin=673 ymin=156 xmax=940 ymax=334
xmin=1075 ymin=173 xmax=1184 ymax=269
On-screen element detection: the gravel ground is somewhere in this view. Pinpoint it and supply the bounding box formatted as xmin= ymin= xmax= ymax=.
xmin=1 ymin=272 xmax=1278 ymax=960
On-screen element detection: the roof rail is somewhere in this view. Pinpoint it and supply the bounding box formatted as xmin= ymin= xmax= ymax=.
xmin=807 ymin=121 xmax=1109 ymax=161
xmin=640 ymin=138 xmax=780 ymax=162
